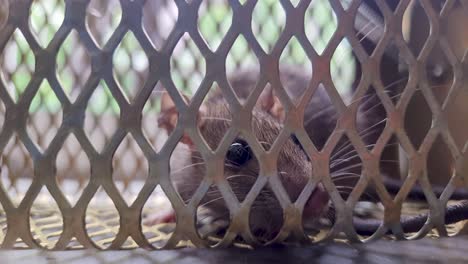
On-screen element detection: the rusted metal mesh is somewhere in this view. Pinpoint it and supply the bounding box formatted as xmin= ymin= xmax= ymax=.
xmin=0 ymin=0 xmax=467 ymax=250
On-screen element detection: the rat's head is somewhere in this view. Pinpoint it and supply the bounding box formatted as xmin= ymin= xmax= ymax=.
xmin=158 ymin=88 xmax=329 ymax=240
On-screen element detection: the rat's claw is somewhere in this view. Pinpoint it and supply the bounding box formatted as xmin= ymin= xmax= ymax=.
xmin=144 ymin=209 xmax=176 ymax=226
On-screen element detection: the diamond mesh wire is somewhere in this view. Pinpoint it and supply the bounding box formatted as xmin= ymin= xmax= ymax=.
xmin=0 ymin=0 xmax=466 ymax=249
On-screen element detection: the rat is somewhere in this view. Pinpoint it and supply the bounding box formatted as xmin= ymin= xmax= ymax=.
xmin=153 ymin=66 xmax=468 ymax=240
xmin=156 ymin=82 xmax=330 ymax=240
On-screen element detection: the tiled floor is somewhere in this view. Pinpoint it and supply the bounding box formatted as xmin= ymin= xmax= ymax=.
xmin=1 ymin=235 xmax=468 ymax=264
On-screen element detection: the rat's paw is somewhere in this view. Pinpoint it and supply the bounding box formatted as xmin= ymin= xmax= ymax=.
xmin=144 ymin=209 xmax=176 ymax=226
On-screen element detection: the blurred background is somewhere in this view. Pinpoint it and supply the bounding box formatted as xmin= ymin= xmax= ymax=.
xmin=0 ymin=0 xmax=356 ymax=203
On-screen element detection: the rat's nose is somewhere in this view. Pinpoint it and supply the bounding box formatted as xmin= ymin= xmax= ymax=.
xmin=303 ymin=183 xmax=329 ymax=219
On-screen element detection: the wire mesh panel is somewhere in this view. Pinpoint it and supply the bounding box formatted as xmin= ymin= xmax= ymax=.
xmin=0 ymin=0 xmax=467 ymax=250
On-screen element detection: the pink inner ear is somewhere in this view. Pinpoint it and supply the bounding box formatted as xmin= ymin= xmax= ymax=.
xmin=271 ymin=96 xmax=285 ymax=121
xmin=157 ymin=107 xmax=177 ymax=131
xmin=258 ymin=85 xmax=275 ymax=111
xmin=257 ymin=86 xmax=285 ymax=120
xmin=158 ymin=92 xmax=179 ymax=133
xmin=158 ymin=91 xmax=193 ymax=132
xmin=161 ymin=92 xmax=176 ymax=112
xmin=158 ymin=92 xmax=204 ymax=147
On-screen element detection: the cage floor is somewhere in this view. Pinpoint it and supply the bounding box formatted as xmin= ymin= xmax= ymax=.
xmin=0 ymin=202 xmax=178 ymax=249
xmin=1 ymin=235 xmax=468 ymax=264
xmin=1 ymin=179 xmax=467 ymax=249
xmin=2 ymin=198 xmax=467 ymax=250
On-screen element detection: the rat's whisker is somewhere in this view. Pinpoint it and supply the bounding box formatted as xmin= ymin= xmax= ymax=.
xmin=332 ymin=142 xmax=401 ymax=164
xmin=199 ymin=196 xmax=227 ymax=207
xmin=345 ymin=76 xmax=408 ymax=107
xmin=304 ymin=106 xmax=337 ymax=125
xmin=332 ymin=172 xmax=362 ymax=177
xmin=331 ymin=163 xmax=363 ymax=174
xmin=357 ymin=118 xmax=387 ymax=139
xmin=171 ymin=162 xmax=206 ymax=174
xmin=303 ymin=76 xmax=408 ymax=126
xmin=331 ymin=175 xmax=362 ymax=183
xmin=331 ymin=172 xmax=362 ymax=180
xmin=201 ymin=117 xmax=232 ymax=122
xmin=332 ymin=21 xmax=375 ymax=66
xmin=226 ymin=174 xmax=257 ymax=181
xmin=330 ymin=157 xmax=360 ymax=169
xmin=330 ymin=141 xmax=356 ymax=161
xmin=359 ymin=24 xmax=379 ymax=42
xmin=356 ymin=82 xmax=449 ymax=118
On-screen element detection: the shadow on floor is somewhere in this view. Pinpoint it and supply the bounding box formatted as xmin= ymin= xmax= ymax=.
xmin=1 ymin=235 xmax=468 ymax=264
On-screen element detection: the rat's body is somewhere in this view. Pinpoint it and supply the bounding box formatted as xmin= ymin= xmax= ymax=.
xmin=156 ymin=66 xmax=468 ymax=239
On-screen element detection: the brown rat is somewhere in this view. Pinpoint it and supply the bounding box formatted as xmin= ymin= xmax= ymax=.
xmin=158 ymin=81 xmax=330 ymax=240
xmin=154 ymin=65 xmax=379 ymax=240
xmin=154 ymin=66 xmax=468 ymax=240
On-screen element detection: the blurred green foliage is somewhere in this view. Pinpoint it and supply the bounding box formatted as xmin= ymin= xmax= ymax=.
xmin=2 ymin=0 xmax=355 ymax=115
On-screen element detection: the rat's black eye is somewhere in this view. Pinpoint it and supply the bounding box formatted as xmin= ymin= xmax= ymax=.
xmin=291 ymin=134 xmax=305 ymax=151
xmin=291 ymin=135 xmax=301 ymax=147
xmin=226 ymin=139 xmax=252 ymax=166
xmin=291 ymin=134 xmax=310 ymax=161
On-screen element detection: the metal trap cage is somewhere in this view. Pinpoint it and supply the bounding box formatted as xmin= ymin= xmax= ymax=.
xmin=0 ymin=0 xmax=467 ymax=250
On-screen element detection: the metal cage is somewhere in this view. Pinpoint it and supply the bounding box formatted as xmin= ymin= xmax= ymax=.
xmin=0 ymin=0 xmax=467 ymax=250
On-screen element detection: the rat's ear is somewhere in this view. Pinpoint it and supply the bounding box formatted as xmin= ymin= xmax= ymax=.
xmin=158 ymin=91 xmax=180 ymax=134
xmin=257 ymin=85 xmax=285 ymax=121
xmin=158 ymin=91 xmax=207 ymax=146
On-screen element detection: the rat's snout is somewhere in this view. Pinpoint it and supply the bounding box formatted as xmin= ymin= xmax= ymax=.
xmin=303 ymin=183 xmax=329 ymax=219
